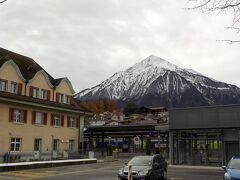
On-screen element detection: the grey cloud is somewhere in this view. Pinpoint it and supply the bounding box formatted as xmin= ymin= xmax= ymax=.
xmin=0 ymin=0 xmax=239 ymax=92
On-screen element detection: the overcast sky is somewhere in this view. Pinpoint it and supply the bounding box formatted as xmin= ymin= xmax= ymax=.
xmin=1 ymin=0 xmax=239 ymax=92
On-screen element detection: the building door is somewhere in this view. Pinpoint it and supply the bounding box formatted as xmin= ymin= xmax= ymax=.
xmin=34 ymin=139 xmax=42 ymax=159
xmin=53 ymin=139 xmax=60 ymax=158
xmin=226 ymin=141 xmax=239 ymax=162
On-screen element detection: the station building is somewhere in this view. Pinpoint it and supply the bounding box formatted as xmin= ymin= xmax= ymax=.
xmin=0 ymin=48 xmax=87 ymax=162
xmin=169 ymin=104 xmax=240 ymax=166
xmin=85 ymin=104 xmax=240 ymax=166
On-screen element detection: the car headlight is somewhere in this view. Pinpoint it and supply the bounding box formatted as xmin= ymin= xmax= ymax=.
xmin=138 ymin=169 xmax=149 ymax=176
xmin=118 ymin=168 xmax=123 ymax=175
xmin=224 ymin=172 xmax=231 ymax=180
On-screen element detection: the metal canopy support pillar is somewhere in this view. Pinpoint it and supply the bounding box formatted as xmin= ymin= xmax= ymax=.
xmin=89 ymin=131 xmax=93 ymax=151
xmin=177 ymin=132 xmax=180 ymax=164
xmin=101 ymin=131 xmax=104 ymax=157
xmin=157 ymin=131 xmax=160 ymax=150
xmin=141 ymin=134 xmax=144 ymax=152
xmin=222 ymin=130 xmax=226 ymax=165
xmin=217 ymin=133 xmax=220 ymax=165
xmin=190 ymin=132 xmax=193 ymax=164
xmin=169 ymin=131 xmax=173 ymax=165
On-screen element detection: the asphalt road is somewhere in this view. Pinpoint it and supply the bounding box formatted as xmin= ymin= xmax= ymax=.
xmin=0 ymin=160 xmax=224 ymax=180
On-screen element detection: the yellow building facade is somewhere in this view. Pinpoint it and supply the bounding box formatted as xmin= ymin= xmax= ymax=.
xmin=0 ymin=48 xmax=86 ymax=162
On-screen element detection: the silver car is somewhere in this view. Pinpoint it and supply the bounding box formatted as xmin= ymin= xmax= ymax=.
xmin=117 ymin=155 xmax=167 ymax=180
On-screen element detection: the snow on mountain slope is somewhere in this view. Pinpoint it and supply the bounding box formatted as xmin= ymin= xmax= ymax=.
xmin=75 ymin=55 xmax=240 ymax=108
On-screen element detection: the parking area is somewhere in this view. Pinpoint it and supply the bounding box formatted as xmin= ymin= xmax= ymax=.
xmin=0 ymin=160 xmax=224 ymax=180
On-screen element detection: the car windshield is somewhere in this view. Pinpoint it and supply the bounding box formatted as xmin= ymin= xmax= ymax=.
xmin=128 ymin=156 xmax=152 ymax=166
xmin=228 ymin=159 xmax=240 ymax=169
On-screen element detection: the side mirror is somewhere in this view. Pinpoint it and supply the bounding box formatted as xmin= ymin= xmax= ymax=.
xmin=222 ymin=166 xmax=227 ymax=172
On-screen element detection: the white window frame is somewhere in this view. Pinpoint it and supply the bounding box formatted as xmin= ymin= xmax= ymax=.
xmin=10 ymin=138 xmax=22 ymax=152
xmin=54 ymin=115 xmax=61 ymax=126
xmin=13 ymin=109 xmax=23 ymax=123
xmin=40 ymin=89 xmax=48 ymax=100
xmin=69 ymin=139 xmax=75 ymax=152
xmin=35 ymin=112 xmax=44 ymax=125
xmin=10 ymin=81 xmax=18 ymax=94
xmin=32 ymin=87 xmax=39 ymax=98
xmin=69 ymin=117 xmax=77 ymax=128
xmin=0 ymin=79 xmax=8 ymax=91
xmin=58 ymin=93 xmax=64 ymax=103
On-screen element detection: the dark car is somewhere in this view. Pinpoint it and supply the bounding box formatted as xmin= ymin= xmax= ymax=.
xmin=117 ymin=155 xmax=167 ymax=180
xmin=222 ymin=156 xmax=240 ymax=180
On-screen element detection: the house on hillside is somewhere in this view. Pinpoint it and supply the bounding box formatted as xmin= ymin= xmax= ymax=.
xmin=86 ymin=111 xmax=125 ymax=126
xmin=125 ymin=106 xmax=169 ymax=125
xmin=0 ymin=48 xmax=88 ymax=162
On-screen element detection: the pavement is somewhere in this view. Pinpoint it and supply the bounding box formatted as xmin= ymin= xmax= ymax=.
xmin=0 ymin=159 xmax=224 ymax=180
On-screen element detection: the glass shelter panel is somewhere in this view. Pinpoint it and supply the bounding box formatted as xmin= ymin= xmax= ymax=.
xmin=173 ymin=130 xmax=223 ymax=166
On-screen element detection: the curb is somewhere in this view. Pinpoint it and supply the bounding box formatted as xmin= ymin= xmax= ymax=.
xmin=0 ymin=158 xmax=97 ymax=172
xmin=169 ymin=165 xmax=222 ymax=170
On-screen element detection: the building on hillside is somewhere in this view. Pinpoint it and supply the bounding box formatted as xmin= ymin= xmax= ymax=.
xmin=87 ymin=111 xmax=125 ymax=126
xmin=125 ymin=106 xmax=169 ymax=125
xmin=0 ymin=48 xmax=88 ymax=162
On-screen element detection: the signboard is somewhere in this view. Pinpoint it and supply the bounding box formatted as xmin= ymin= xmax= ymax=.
xmin=155 ymin=125 xmax=169 ymax=131
xmin=134 ymin=136 xmax=140 ymax=145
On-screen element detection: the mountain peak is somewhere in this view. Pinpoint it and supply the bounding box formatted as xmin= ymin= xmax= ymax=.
xmin=135 ymin=55 xmax=178 ymax=72
xmin=76 ymin=55 xmax=240 ymax=108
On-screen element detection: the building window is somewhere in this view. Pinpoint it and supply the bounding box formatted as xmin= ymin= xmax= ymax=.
xmin=68 ymin=116 xmax=78 ymax=128
xmin=34 ymin=139 xmax=42 ymax=151
xmin=35 ymin=112 xmax=44 ymax=125
xmin=0 ymin=79 xmax=8 ymax=91
xmin=10 ymin=81 xmax=18 ymax=94
xmin=65 ymin=95 xmax=70 ymax=104
xmin=32 ymin=111 xmax=47 ymax=125
xmin=10 ymin=138 xmax=22 ymax=152
xmin=9 ymin=108 xmax=27 ymax=123
xmin=69 ymin=139 xmax=75 ymax=152
xmin=51 ymin=114 xmax=64 ymax=127
xmin=14 ymin=109 xmax=24 ymax=123
xmin=32 ymin=87 xmax=39 ymax=98
xmin=58 ymin=93 xmax=64 ymax=103
xmin=54 ymin=115 xmax=61 ymax=126
xmin=40 ymin=89 xmax=48 ymax=100
xmin=56 ymin=93 xmax=71 ymax=104
xmin=53 ymin=139 xmax=59 ymax=151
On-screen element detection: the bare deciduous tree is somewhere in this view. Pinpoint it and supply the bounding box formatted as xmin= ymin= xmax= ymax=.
xmin=0 ymin=0 xmax=7 ymax=3
xmin=188 ymin=0 xmax=240 ymax=43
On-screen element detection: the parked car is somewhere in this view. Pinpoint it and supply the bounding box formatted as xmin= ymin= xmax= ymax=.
xmin=222 ymin=156 xmax=240 ymax=180
xmin=117 ymin=155 xmax=167 ymax=180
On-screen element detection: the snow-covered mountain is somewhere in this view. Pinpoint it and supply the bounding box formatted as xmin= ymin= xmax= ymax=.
xmin=75 ymin=55 xmax=240 ymax=108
